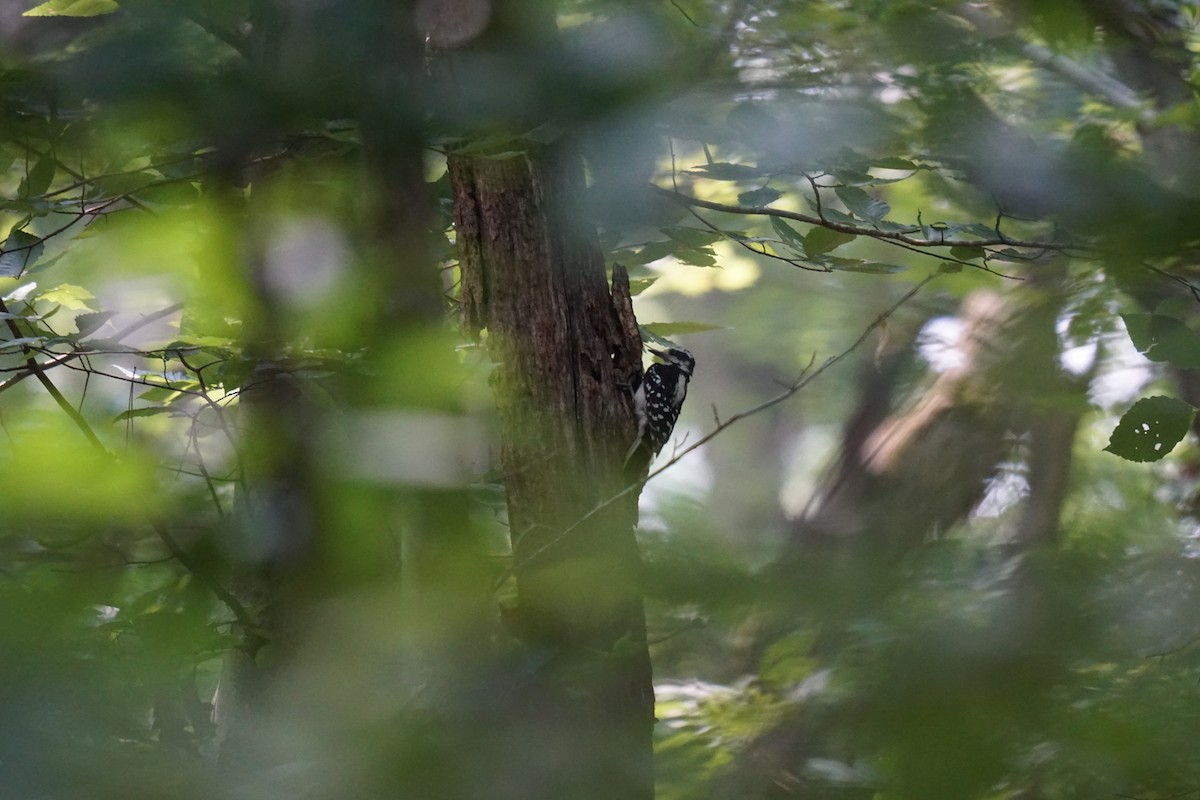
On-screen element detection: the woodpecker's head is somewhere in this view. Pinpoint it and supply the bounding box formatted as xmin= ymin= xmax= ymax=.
xmin=648 ymin=346 xmax=695 ymax=377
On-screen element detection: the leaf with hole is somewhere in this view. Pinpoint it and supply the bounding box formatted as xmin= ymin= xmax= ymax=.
xmin=1105 ymin=396 xmax=1195 ymax=462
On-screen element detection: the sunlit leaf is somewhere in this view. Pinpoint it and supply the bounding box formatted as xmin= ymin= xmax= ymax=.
xmin=39 ymin=284 xmax=97 ymax=312
xmin=23 ymin=0 xmax=118 ymax=15
xmin=674 ymin=249 xmax=718 ymax=267
xmin=804 ymin=227 xmax=856 ymax=256
xmin=1105 ymin=396 xmax=1195 ymax=462
xmin=642 ymin=321 xmax=723 ymax=337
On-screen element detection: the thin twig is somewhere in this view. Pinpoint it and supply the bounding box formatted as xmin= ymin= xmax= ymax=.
xmin=502 ymin=273 xmax=938 ymax=581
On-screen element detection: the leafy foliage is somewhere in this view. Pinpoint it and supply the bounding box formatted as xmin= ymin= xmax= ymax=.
xmin=3 ymin=0 xmax=1200 ymax=799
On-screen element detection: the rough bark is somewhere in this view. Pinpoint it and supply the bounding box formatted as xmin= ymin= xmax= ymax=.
xmin=451 ymin=145 xmax=653 ymax=800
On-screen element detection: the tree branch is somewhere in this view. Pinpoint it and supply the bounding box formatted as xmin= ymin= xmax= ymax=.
xmin=652 ymin=184 xmax=1080 ymax=253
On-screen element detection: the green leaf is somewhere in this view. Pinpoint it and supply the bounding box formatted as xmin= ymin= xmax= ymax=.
xmin=737 ymin=187 xmax=783 ymax=206
xmin=1104 ymin=396 xmax=1195 ymax=462
xmin=1122 ymin=313 xmax=1200 ymax=369
xmin=804 ymin=227 xmax=856 ymax=256
xmin=937 ymin=261 xmax=964 ymax=274
xmin=871 ymin=156 xmax=919 ymax=170
xmin=17 ymin=156 xmax=56 ymax=198
xmin=23 ymin=0 xmax=119 ymax=15
xmin=674 ymin=249 xmax=718 ymax=267
xmin=949 ymin=246 xmax=985 ymax=262
xmin=113 ymin=407 xmax=179 ymax=423
xmin=0 ymin=336 xmax=46 ymax=352
xmin=831 ymin=169 xmax=876 ymax=186
xmin=0 ymin=230 xmax=44 ymax=277
xmin=642 ymin=321 xmax=724 ymax=337
xmin=661 ymin=227 xmax=722 ymax=248
xmin=39 ymin=284 xmax=97 ymax=312
xmin=689 ymin=162 xmax=763 ymax=180
xmin=827 ymin=258 xmax=908 ymax=274
xmin=622 ymin=240 xmax=678 ymax=265
xmin=835 ymin=186 xmax=890 ymax=223
xmin=628 ymin=278 xmax=657 ymax=296
xmin=770 ymin=217 xmax=807 ymax=253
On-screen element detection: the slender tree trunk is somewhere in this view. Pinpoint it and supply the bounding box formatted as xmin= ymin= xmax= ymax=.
xmin=451 ymin=143 xmax=654 ymax=800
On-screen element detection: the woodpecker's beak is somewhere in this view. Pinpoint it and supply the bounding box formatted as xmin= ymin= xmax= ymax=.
xmin=647 ymin=347 xmax=667 ymax=359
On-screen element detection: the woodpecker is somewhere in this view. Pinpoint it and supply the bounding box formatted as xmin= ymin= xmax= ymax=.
xmin=624 ymin=346 xmax=695 ymax=478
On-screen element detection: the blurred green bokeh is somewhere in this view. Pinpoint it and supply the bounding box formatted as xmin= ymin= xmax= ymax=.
xmin=4 ymin=1 xmax=1200 ymax=799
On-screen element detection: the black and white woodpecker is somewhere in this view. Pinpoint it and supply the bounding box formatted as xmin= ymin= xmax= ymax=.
xmin=624 ymin=346 xmax=695 ymax=479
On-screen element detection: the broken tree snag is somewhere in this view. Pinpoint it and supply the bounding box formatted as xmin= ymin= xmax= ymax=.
xmin=449 ymin=143 xmax=654 ymax=800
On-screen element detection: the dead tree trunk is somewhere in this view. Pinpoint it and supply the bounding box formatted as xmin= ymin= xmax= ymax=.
xmin=451 ymin=144 xmax=653 ymax=800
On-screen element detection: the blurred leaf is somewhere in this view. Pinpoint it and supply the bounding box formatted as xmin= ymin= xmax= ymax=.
xmin=1122 ymin=313 xmax=1200 ymax=368
xmin=949 ymin=245 xmax=985 ymax=262
xmin=770 ymin=216 xmax=807 ymax=253
xmin=0 ymin=230 xmax=45 ymax=277
xmin=662 ymin=227 xmax=722 ymax=248
xmin=689 ymin=162 xmax=763 ymax=180
xmin=642 ymin=321 xmax=723 ymax=337
xmin=23 ymin=0 xmax=118 ymax=15
xmin=0 ymin=336 xmax=46 ymax=351
xmin=18 ymin=156 xmax=56 ymax=198
xmin=674 ymin=249 xmax=718 ymax=267
xmin=835 ymin=186 xmax=889 ymax=223
xmin=113 ymin=407 xmax=180 ymax=422
xmin=737 ymin=187 xmax=783 ymax=206
xmin=72 ymin=311 xmax=117 ymax=338
xmin=827 ymin=258 xmax=908 ymax=274
xmin=622 ymin=240 xmax=678 ymax=265
xmin=872 ymin=156 xmax=919 ymax=170
xmin=1105 ymin=396 xmax=1195 ymax=462
xmin=628 ymin=277 xmax=657 ymax=295
xmin=804 ymin=227 xmax=856 ymax=256
xmin=39 ymin=284 xmax=97 ymax=312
